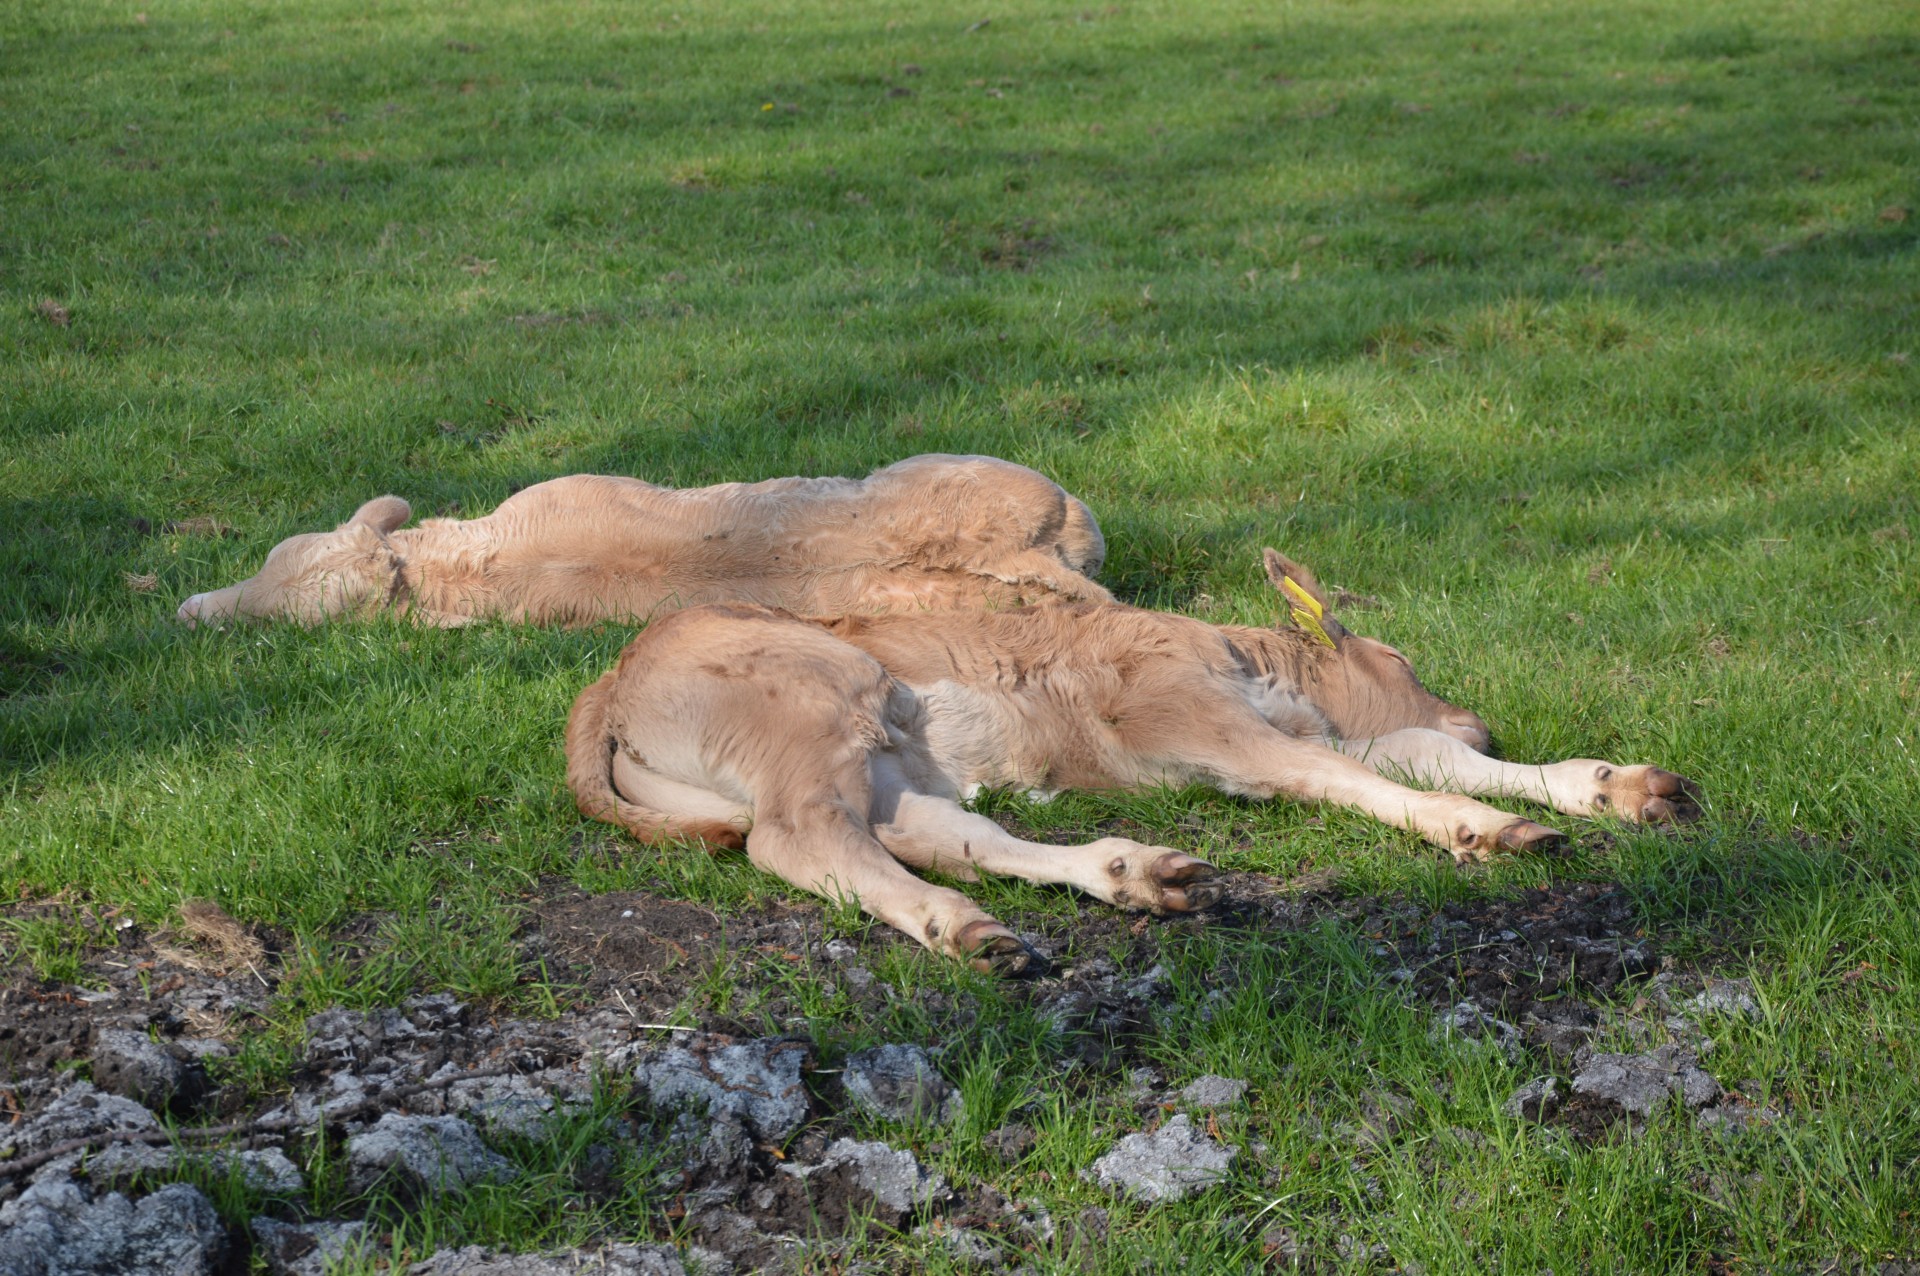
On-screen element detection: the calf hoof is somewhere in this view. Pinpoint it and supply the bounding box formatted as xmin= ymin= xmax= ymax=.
xmin=959 ymin=920 xmax=1048 ymax=979
xmin=1638 ymin=768 xmax=1702 ymax=823
xmin=1149 ymin=852 xmax=1222 ymax=913
xmin=1453 ymin=819 xmax=1565 ymax=862
xmin=1595 ymin=765 xmax=1703 ymax=824
xmin=1497 ymin=820 xmax=1567 ymax=853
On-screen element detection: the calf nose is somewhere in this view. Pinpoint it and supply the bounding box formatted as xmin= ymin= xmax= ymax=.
xmin=1444 ymin=711 xmax=1491 ymax=751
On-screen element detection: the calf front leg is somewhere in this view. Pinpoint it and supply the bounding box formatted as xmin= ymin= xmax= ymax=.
xmin=1164 ymin=719 xmax=1563 ymax=862
xmin=1340 ymin=730 xmax=1701 ymax=824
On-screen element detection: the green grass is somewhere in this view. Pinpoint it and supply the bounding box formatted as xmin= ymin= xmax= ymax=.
xmin=3 ymin=0 xmax=1918 ymax=1268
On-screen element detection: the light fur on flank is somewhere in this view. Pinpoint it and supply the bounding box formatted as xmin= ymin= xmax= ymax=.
xmin=567 ymin=550 xmax=1700 ymax=974
xmin=176 ymin=454 xmax=1110 ymax=627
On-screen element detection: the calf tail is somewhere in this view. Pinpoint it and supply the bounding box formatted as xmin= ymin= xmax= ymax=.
xmin=563 ymin=669 xmax=747 ymax=850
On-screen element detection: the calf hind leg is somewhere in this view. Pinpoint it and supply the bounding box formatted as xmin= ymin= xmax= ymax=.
xmin=869 ymin=768 xmax=1221 ymax=914
xmin=749 ymin=798 xmax=1046 ymax=976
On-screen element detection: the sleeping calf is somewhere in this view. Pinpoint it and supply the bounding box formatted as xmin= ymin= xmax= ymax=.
xmin=176 ymin=454 xmax=1109 ymax=627
xmin=567 ymin=550 xmax=1698 ymax=973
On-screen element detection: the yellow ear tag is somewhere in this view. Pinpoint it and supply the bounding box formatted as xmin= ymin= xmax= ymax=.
xmin=1280 ymin=576 xmax=1337 ymax=648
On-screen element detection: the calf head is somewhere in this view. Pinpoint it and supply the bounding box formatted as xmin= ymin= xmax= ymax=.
xmin=176 ymin=497 xmax=411 ymax=626
xmin=1262 ymin=548 xmax=1491 ymax=749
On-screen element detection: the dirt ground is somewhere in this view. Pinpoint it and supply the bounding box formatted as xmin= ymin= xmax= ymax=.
xmin=0 ymin=863 xmax=1735 ymax=1270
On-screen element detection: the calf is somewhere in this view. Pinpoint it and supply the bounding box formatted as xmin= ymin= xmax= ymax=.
xmin=176 ymin=454 xmax=1109 ymax=627
xmin=567 ymin=550 xmax=1699 ymax=973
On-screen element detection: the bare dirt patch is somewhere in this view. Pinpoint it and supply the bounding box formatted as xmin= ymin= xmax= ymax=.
xmin=0 ymin=978 xmax=94 ymax=1087
xmin=1326 ymin=879 xmax=1657 ymax=1060
xmin=535 ymin=892 xmax=739 ymax=985
xmin=0 ymin=866 xmax=1737 ymax=1270
xmin=526 ymin=887 xmax=849 ymax=1029
xmin=978 ymin=222 xmax=1055 ymax=271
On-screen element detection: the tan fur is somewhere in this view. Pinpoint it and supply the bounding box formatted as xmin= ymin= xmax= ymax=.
xmin=566 ymin=553 xmax=1699 ymax=973
xmin=176 ymin=454 xmax=1111 ymax=627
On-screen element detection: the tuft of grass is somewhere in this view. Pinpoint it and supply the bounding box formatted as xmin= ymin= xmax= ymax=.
xmin=0 ymin=913 xmax=108 ymax=986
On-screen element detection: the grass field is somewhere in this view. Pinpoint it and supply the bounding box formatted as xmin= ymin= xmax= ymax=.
xmin=3 ymin=0 xmax=1918 ymax=1269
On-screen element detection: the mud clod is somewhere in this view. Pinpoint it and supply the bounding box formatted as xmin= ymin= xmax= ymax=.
xmin=1569 ymin=1046 xmax=1721 ymax=1122
xmin=632 ymin=1034 xmax=813 ymax=1143
xmin=668 ymin=1112 xmax=755 ymax=1180
xmin=1176 ymin=1075 xmax=1248 ymax=1108
xmin=444 ymin=1070 xmax=573 ymax=1138
xmin=252 ymin=1218 xmax=369 ymax=1276
xmin=84 ymin=1144 xmax=304 ymax=1196
xmin=1683 ymin=979 xmax=1761 ymax=1022
xmin=841 ymin=1044 xmax=962 ymax=1124
xmin=0 ymin=1179 xmax=226 ymax=1276
xmin=90 ymin=1028 xmax=206 ymax=1115
xmin=225 ymin=1148 xmax=307 ymax=1194
xmin=920 ymin=1223 xmax=1003 ymax=1267
xmin=1502 ymin=1076 xmax=1562 ymax=1123
xmin=0 ymin=1081 xmax=161 ymax=1189
xmin=778 ymin=1137 xmax=948 ymax=1225
xmin=304 ymin=1006 xmax=416 ymax=1071
xmin=345 ymin=1113 xmax=518 ymax=1196
xmin=1431 ymin=1002 xmax=1524 ymax=1062
xmin=1085 ymin=1113 xmax=1237 ymax=1202
xmin=405 ymin=1242 xmax=688 ymax=1275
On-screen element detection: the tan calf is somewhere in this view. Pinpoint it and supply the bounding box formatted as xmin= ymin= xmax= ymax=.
xmin=176 ymin=454 xmax=1110 ymax=627
xmin=566 ymin=551 xmax=1699 ymax=973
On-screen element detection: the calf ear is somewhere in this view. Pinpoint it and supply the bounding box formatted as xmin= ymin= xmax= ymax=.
xmin=342 ymin=496 xmax=411 ymax=534
xmin=1262 ymin=548 xmax=1332 ymax=607
xmin=1262 ymin=548 xmax=1348 ymax=647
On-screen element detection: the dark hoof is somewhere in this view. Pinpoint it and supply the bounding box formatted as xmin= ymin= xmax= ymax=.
xmin=1645 ymin=767 xmax=1698 ymax=798
xmin=1640 ymin=796 xmax=1699 ymax=823
xmin=1642 ymin=769 xmax=1702 ymax=822
xmin=1151 ymin=853 xmax=1223 ymax=912
xmin=1497 ymin=820 xmax=1567 ymax=853
xmin=960 ymin=922 xmax=1048 ymax=979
